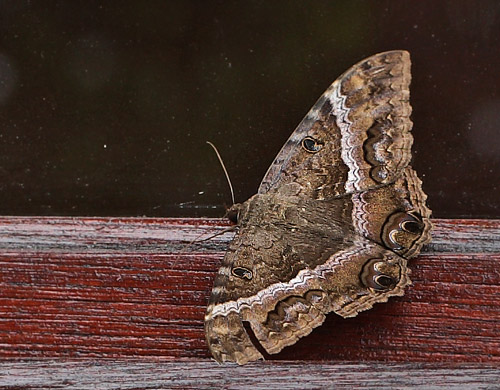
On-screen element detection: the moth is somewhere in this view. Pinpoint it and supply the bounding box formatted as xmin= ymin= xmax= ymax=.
xmin=205 ymin=50 xmax=432 ymax=365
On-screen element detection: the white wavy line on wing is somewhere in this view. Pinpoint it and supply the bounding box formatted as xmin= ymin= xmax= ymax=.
xmin=207 ymin=241 xmax=369 ymax=319
xmin=208 ymin=271 xmax=319 ymax=318
xmin=329 ymin=81 xmax=360 ymax=193
xmin=313 ymin=244 xmax=365 ymax=278
xmin=351 ymin=192 xmax=370 ymax=236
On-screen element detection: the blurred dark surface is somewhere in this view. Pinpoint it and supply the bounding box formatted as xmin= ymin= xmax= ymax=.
xmin=0 ymin=0 xmax=498 ymax=218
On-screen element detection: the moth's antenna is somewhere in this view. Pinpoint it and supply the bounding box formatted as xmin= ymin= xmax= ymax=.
xmin=206 ymin=141 xmax=235 ymax=205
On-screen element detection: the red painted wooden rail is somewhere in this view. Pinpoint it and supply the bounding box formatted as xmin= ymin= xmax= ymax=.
xmin=0 ymin=217 xmax=499 ymax=387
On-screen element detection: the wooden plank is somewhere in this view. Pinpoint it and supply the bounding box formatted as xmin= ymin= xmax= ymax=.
xmin=0 ymin=217 xmax=498 ymax=363
xmin=0 ymin=217 xmax=497 ymax=253
xmin=1 ymin=360 xmax=499 ymax=389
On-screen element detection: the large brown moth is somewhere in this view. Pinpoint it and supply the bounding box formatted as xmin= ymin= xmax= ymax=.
xmin=204 ymin=50 xmax=432 ymax=365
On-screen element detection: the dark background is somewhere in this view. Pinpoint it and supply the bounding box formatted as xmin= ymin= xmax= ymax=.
xmin=0 ymin=1 xmax=498 ymax=218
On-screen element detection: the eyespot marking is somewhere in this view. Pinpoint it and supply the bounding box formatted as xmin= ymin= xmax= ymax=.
xmin=382 ymin=211 xmax=425 ymax=252
xmin=360 ymin=258 xmax=401 ymax=292
xmin=232 ymin=267 xmax=253 ymax=280
xmin=301 ymin=136 xmax=324 ymax=153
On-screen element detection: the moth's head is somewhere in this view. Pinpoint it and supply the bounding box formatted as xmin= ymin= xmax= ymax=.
xmin=225 ymin=203 xmax=242 ymax=224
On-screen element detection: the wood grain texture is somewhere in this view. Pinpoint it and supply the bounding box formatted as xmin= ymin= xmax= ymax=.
xmin=0 ymin=217 xmax=499 ymax=364
xmin=1 ymin=360 xmax=499 ymax=389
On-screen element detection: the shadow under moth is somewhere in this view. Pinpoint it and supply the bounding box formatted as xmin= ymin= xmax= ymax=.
xmin=204 ymin=50 xmax=432 ymax=365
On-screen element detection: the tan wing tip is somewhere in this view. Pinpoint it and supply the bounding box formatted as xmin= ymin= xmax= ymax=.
xmin=349 ymin=50 xmax=411 ymax=88
xmin=349 ymin=49 xmax=410 ymax=68
xmin=205 ymin=312 xmax=264 ymax=365
xmin=367 ymin=49 xmax=410 ymax=62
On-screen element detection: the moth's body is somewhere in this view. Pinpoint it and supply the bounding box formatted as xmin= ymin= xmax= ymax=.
xmin=205 ymin=50 xmax=432 ymax=364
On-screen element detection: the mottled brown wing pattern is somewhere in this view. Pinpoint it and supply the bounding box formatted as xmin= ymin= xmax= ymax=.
xmin=258 ymin=50 xmax=413 ymax=199
xmin=351 ymin=166 xmax=432 ymax=258
xmin=206 ymin=222 xmax=411 ymax=364
xmin=205 ymin=193 xmax=355 ymax=364
xmin=205 ymin=50 xmax=432 ymax=365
